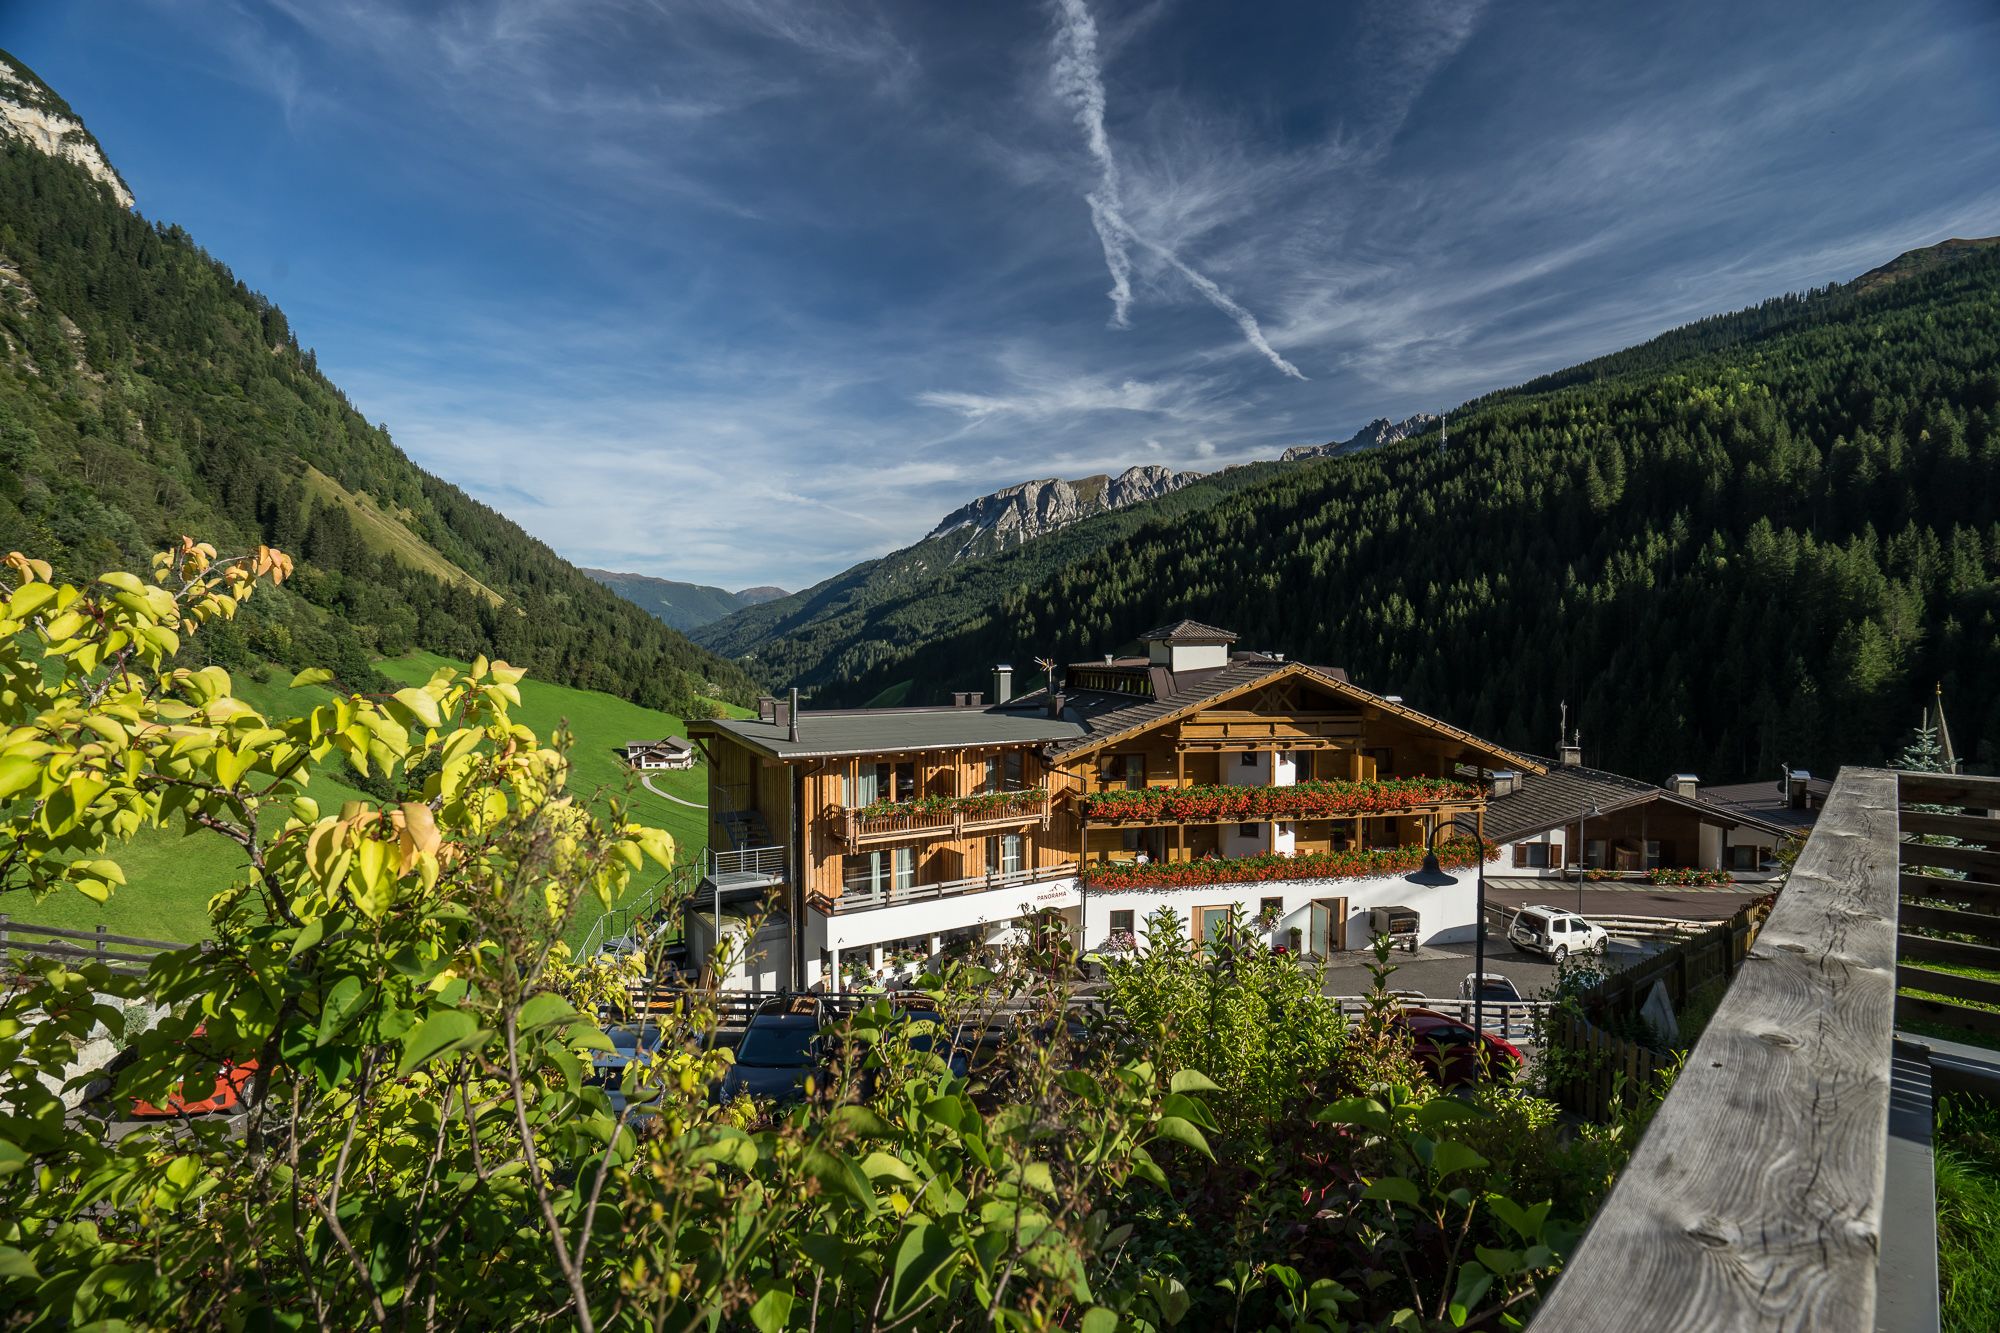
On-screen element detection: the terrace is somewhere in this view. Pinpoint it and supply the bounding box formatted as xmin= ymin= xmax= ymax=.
xmin=830 ymin=787 xmax=1051 ymax=850
xmin=1530 ymin=766 xmax=2000 ymax=1331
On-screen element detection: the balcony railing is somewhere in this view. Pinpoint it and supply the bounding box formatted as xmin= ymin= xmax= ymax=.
xmin=814 ymin=862 xmax=1077 ymax=915
xmin=1076 ymin=778 xmax=1484 ymax=826
xmin=833 ymin=789 xmax=1050 ymax=849
xmin=708 ymin=845 xmax=787 ymax=884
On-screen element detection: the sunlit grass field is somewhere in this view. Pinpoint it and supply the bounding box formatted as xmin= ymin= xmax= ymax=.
xmin=8 ymin=652 xmax=745 ymax=949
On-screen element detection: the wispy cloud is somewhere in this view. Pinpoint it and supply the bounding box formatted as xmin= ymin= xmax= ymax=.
xmin=1049 ymin=0 xmax=1306 ymax=380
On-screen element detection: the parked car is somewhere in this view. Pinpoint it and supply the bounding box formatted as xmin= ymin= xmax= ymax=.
xmin=1391 ymin=1007 xmax=1524 ymax=1086
xmin=1458 ymin=972 xmax=1524 ymax=1003
xmin=716 ymin=995 xmax=828 ymax=1105
xmin=587 ymin=1020 xmax=683 ymax=1112
xmin=1507 ymin=906 xmax=1609 ymax=962
xmin=86 ymin=1028 xmax=257 ymax=1118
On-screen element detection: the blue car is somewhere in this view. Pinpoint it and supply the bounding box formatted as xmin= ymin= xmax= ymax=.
xmin=588 ymin=1021 xmax=678 ymax=1114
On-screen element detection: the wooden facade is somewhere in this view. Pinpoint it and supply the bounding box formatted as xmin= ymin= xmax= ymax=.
xmin=694 ymin=668 xmax=1519 ymax=916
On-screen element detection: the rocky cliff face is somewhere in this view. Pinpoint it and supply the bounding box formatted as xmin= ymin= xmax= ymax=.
xmin=1281 ymin=413 xmax=1441 ymax=463
xmin=0 ymin=51 xmax=134 ymax=209
xmin=926 ymin=464 xmax=1203 ymax=554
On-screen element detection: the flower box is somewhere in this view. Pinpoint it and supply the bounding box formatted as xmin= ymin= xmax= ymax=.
xmin=852 ymin=786 xmax=1048 ymax=822
xmin=1079 ymin=838 xmax=1492 ymax=891
xmin=1077 ymin=777 xmax=1482 ymax=825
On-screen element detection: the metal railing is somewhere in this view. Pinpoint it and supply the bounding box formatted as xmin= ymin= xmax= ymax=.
xmin=709 ymin=845 xmax=787 ymax=881
xmin=1328 ymin=994 xmax=1554 ymax=1042
xmin=824 ymin=863 xmax=1077 ymax=915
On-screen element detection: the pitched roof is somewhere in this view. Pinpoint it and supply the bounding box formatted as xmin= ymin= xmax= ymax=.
xmin=688 ymin=708 xmax=1087 ymax=760
xmin=1699 ymin=777 xmax=1831 ymax=830
xmin=1483 ymin=760 xmax=1793 ymax=842
xmin=1040 ymin=656 xmax=1542 ymax=774
xmin=1137 ymin=619 xmax=1239 ymax=644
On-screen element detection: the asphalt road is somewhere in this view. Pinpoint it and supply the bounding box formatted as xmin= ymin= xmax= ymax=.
xmin=1318 ymin=937 xmax=1666 ymax=1003
xmin=1483 ymin=882 xmax=1767 ymax=921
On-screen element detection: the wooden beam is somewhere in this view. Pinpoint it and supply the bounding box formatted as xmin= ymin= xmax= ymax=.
xmin=1902 ymin=871 xmax=2000 ymax=904
xmin=1895 ymin=992 xmax=2000 ymax=1039
xmin=1897 ymin=772 xmax=2000 ymax=809
xmin=1897 ymin=963 xmax=2000 ymax=1008
xmin=1897 ymin=809 xmax=2000 ymax=845
xmin=1897 ymin=839 xmax=2000 ymax=878
xmin=1532 ymin=767 xmax=1900 ymax=1333
xmin=1899 ymin=931 xmax=2000 ymax=972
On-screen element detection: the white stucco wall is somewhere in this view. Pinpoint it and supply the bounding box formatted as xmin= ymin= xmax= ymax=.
xmin=1080 ymin=869 xmax=1478 ymax=954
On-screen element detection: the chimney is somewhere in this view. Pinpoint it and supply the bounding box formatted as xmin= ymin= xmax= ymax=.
xmin=992 ymin=664 xmax=1014 ymax=704
xmin=788 ymin=687 xmax=801 ymax=743
xmin=1788 ymin=769 xmax=1811 ymax=810
xmin=1104 ymin=653 xmax=1114 ymax=665
xmin=1669 ymin=773 xmax=1699 ymax=798
xmin=757 ymin=695 xmax=778 ymax=724
xmin=770 ymin=698 xmax=790 ymax=731
xmin=1490 ymin=770 xmax=1522 ymax=798
xmin=1383 ymin=694 xmax=1404 ymax=705
xmin=952 ymin=692 xmax=968 ymax=707
xmin=1559 ymin=742 xmax=1583 ymax=768
xmin=1046 ymin=690 xmax=1067 ymax=720
xmin=968 ymin=691 xmax=984 ymax=707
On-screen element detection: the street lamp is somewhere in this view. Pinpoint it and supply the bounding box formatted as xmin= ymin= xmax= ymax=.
xmin=1405 ymin=815 xmax=1491 ymax=1037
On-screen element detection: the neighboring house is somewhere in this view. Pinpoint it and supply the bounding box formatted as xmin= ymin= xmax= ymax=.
xmin=1482 ymin=752 xmax=1794 ymax=883
xmin=1698 ymin=770 xmax=1830 ymax=833
xmin=623 ymin=737 xmax=696 ymax=771
xmin=686 ymin=620 xmax=1543 ymax=990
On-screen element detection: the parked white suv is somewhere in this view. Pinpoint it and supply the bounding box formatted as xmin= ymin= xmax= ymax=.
xmin=1507 ymin=906 xmax=1609 ymax=962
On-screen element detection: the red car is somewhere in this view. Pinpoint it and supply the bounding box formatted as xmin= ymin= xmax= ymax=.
xmin=1391 ymin=1007 xmax=1523 ymax=1086
xmin=97 ymin=1027 xmax=258 ymax=1118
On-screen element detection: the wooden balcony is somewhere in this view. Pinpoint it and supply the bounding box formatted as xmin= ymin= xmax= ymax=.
xmin=1531 ymin=766 xmax=2000 ymax=1332
xmin=1076 ymin=779 xmax=1484 ymax=827
xmin=1172 ymin=709 xmax=1363 ymax=749
xmin=830 ymin=789 xmax=1050 ymax=850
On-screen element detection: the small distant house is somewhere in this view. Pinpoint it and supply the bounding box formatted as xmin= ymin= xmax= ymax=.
xmin=623 ymin=737 xmax=695 ymax=771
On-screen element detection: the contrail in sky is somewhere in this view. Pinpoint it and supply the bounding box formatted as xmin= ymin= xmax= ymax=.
xmin=1050 ymin=0 xmax=1306 ymax=380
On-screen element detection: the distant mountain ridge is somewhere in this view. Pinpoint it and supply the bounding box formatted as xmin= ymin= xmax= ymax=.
xmin=1281 ymin=413 xmax=1442 ymax=463
xmin=926 ymin=464 xmax=1202 ymax=555
xmin=585 ymin=569 xmax=787 ymax=632
xmin=0 ymin=50 xmax=132 ymax=207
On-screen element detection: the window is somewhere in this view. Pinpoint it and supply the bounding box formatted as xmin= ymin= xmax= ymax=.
xmin=1643 ymin=840 xmax=1664 ymax=870
xmin=1109 ymin=909 xmax=1135 ymax=937
xmin=845 ymin=847 xmax=914 ymax=896
xmin=1729 ymin=845 xmax=1768 ymax=872
xmin=1238 ymin=823 xmax=1258 ymax=839
xmin=985 ymin=751 xmax=1025 ymax=793
xmin=848 ymin=762 xmax=914 ymax=806
xmin=1259 ymin=897 xmax=1284 ymax=920
xmin=1098 ymin=754 xmax=1146 ymax=790
xmin=1584 ymin=839 xmax=1608 ymax=870
xmin=1511 ymin=843 xmax=1552 ymax=869
xmin=1191 ymin=905 xmax=1234 ymax=946
xmin=989 ymin=833 xmax=1024 ymax=875
xmin=1240 ymin=751 xmax=1257 ymax=768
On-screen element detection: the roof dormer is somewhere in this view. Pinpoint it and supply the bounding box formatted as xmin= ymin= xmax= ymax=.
xmin=1139 ymin=619 xmax=1237 ymax=673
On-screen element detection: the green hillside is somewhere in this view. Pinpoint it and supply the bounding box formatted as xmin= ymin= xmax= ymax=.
xmin=806 ymin=239 xmax=2000 ymax=782
xmin=0 ymin=48 xmax=759 ymax=724
xmin=692 ymin=461 xmax=1288 ymax=687
xmin=585 ymin=568 xmax=786 ymax=632
xmin=9 ymin=653 xmax=739 ymax=946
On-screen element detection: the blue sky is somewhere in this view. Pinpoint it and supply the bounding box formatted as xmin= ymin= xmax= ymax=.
xmin=11 ymin=0 xmax=2000 ymax=591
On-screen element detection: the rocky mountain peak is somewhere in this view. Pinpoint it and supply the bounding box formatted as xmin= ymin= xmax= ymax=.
xmin=925 ymin=464 xmax=1203 ymax=555
xmin=1281 ymin=412 xmax=1442 ymax=463
xmin=1 ymin=50 xmax=134 ymax=209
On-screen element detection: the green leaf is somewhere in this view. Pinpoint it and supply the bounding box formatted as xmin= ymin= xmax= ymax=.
xmin=1168 ymin=1068 xmax=1221 ymax=1094
xmin=1448 ymin=1263 xmax=1494 ymax=1327
xmin=1151 ymin=1114 xmax=1213 ymax=1159
xmin=1430 ymin=1140 xmax=1490 ymax=1180
xmin=0 ymin=755 xmax=38 ymax=801
xmin=287 ymin=917 xmax=326 ymax=962
xmin=803 ymin=1145 xmax=876 ymax=1214
xmin=290 ymin=667 xmax=335 ymax=688
xmin=748 ymin=1286 xmax=794 ymax=1333
xmin=397 ymin=1011 xmax=485 ymax=1075
xmin=318 ymin=975 xmax=365 ymax=1046
xmin=1362 ymin=1176 xmax=1422 ymax=1207
xmin=1474 ymin=1245 xmax=1523 ymax=1277
xmin=1081 ymin=1308 xmax=1118 ymax=1333
xmin=0 ymin=1138 xmax=27 ymax=1178
xmin=393 ymin=688 xmax=442 ymax=729
xmin=517 ymin=992 xmax=578 ymax=1031
xmin=830 ymin=1104 xmax=894 ymax=1138
xmin=859 ymin=1151 xmax=919 ymax=1184
xmin=0 ymin=1245 xmax=37 ymax=1281
xmin=1314 ymin=1096 xmax=1392 ymax=1135
xmin=888 ymin=1216 xmax=957 ymax=1312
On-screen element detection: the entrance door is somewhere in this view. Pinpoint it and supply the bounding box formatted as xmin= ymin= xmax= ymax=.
xmin=1309 ymin=897 xmax=1348 ymax=956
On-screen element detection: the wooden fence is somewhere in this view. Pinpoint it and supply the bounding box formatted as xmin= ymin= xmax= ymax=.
xmin=0 ymin=917 xmax=187 ymax=977
xmin=1531 ymin=766 xmax=1903 ymax=1333
xmin=1894 ymin=770 xmax=2000 ymax=1042
xmin=1541 ymin=902 xmax=1763 ymax=1119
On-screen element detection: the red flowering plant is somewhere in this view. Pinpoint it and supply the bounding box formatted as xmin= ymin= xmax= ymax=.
xmin=1078 ymin=777 xmax=1481 ymax=825
xmin=1080 ymin=838 xmax=1493 ymax=891
xmin=852 ymin=786 xmax=1048 ymax=822
xmin=1644 ymin=866 xmax=1734 ymax=886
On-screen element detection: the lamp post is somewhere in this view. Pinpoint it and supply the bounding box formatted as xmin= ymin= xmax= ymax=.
xmin=1405 ymin=815 xmax=1491 ymax=1036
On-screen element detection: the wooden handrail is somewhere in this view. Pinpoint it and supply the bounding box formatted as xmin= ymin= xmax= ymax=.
xmin=1532 ymin=767 xmax=1901 ymax=1332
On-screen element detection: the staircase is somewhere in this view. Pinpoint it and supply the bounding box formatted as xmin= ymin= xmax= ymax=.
xmin=717 ymin=807 xmax=773 ymax=851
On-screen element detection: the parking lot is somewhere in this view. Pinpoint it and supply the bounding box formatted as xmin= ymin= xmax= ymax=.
xmin=1318 ymin=935 xmax=1668 ymax=1003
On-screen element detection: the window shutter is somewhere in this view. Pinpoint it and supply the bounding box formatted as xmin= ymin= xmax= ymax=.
xmin=1512 ymin=845 xmax=1529 ymax=868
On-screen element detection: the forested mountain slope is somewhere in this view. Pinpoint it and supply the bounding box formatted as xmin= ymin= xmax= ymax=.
xmin=0 ymin=52 xmax=756 ymax=714
xmin=692 ymin=461 xmax=1288 ymax=689
xmin=815 ymin=239 xmax=2000 ymax=780
xmin=584 ymin=568 xmax=786 ymax=632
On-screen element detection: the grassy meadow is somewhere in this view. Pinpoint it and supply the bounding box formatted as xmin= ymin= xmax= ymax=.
xmin=8 ymin=652 xmax=744 ymax=949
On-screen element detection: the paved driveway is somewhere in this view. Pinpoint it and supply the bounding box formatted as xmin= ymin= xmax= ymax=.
xmin=1319 ymin=935 xmax=1667 ymax=1004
